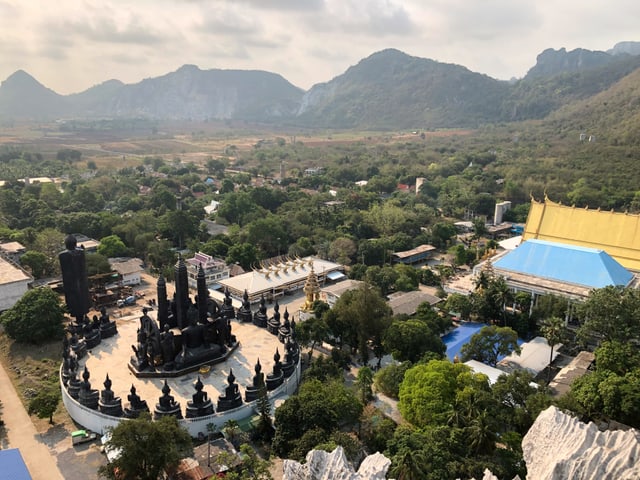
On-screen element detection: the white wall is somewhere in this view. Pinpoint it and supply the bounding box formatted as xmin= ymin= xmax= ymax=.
xmin=61 ymin=358 xmax=301 ymax=437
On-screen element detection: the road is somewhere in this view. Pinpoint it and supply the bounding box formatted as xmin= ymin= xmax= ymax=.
xmin=0 ymin=360 xmax=65 ymax=479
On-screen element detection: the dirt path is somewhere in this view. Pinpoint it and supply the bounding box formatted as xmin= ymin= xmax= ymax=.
xmin=0 ymin=361 xmax=64 ymax=479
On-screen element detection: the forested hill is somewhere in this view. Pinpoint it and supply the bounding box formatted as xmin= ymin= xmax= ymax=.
xmin=294 ymin=49 xmax=508 ymax=129
xmin=1 ymin=45 xmax=640 ymax=129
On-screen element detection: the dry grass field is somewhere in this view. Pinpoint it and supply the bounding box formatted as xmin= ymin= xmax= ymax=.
xmin=0 ymin=119 xmax=473 ymax=172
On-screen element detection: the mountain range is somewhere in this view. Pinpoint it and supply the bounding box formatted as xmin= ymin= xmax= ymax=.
xmin=2 ymin=41 xmax=640 ymax=130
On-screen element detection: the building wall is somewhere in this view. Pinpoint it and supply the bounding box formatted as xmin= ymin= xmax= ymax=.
xmin=122 ymin=272 xmax=141 ymax=286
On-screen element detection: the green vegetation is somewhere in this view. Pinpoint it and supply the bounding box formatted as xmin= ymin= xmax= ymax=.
xmin=2 ymin=63 xmax=640 ymax=477
xmin=99 ymin=414 xmax=193 ymax=480
xmin=28 ymin=383 xmax=60 ymax=424
xmin=460 ymin=325 xmax=521 ymax=367
xmin=272 ymin=378 xmax=362 ymax=461
xmin=1 ymin=287 xmax=65 ymax=344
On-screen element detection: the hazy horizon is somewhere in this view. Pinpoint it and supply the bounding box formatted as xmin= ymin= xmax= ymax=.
xmin=1 ymin=0 xmax=638 ymax=95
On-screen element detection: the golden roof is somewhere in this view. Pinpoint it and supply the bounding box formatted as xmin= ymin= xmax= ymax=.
xmin=523 ymin=197 xmax=640 ymax=271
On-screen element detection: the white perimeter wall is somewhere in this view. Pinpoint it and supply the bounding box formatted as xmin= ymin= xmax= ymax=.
xmin=61 ymin=359 xmax=301 ymax=437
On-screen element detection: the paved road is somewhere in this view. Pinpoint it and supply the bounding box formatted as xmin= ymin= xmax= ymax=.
xmin=0 ymin=361 xmax=64 ymax=480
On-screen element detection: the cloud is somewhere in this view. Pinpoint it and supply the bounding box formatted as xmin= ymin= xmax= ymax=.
xmin=224 ymin=0 xmax=325 ymax=11
xmin=311 ymin=0 xmax=416 ymax=36
xmin=55 ymin=16 xmax=167 ymax=45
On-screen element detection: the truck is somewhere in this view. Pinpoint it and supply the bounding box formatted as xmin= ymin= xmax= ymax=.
xmin=116 ymin=295 xmax=136 ymax=308
xmin=72 ymin=429 xmax=97 ymax=445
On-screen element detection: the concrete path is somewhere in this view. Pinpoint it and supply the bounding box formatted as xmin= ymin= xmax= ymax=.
xmin=0 ymin=361 xmax=64 ymax=480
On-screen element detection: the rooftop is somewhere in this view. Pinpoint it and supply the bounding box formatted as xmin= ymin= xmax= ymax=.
xmin=494 ymin=239 xmax=633 ymax=289
xmin=523 ymin=197 xmax=640 ymax=271
xmin=0 ymin=256 xmax=32 ymax=285
xmin=0 ymin=449 xmax=32 ymax=480
xmin=387 ymin=290 xmax=441 ymax=316
xmin=108 ymin=258 xmax=144 ymax=275
xmin=0 ymin=241 xmax=26 ymax=254
xmin=321 ymin=279 xmax=364 ymax=297
xmin=392 ymin=244 xmax=436 ymax=260
xmin=218 ymin=257 xmax=343 ymax=297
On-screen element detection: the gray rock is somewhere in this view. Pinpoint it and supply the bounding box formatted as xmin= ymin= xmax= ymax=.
xmin=283 ymin=447 xmax=390 ymax=480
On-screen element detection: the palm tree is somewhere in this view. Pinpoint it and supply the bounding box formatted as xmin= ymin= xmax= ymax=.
xmin=541 ymin=316 xmax=568 ymax=384
xmin=466 ymin=410 xmax=497 ymax=455
xmin=390 ymin=449 xmax=429 ymax=480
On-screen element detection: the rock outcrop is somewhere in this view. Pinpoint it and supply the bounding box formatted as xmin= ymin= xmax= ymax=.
xmin=522 ymin=406 xmax=640 ymax=480
xmin=283 ymin=446 xmax=390 ymax=480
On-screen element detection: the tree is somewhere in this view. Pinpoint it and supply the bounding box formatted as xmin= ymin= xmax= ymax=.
xmin=255 ymin=385 xmax=274 ymax=441
xmin=595 ymin=340 xmax=640 ymax=376
xmin=328 ymin=237 xmax=357 ymax=265
xmin=28 ymin=384 xmax=60 ymax=424
xmin=491 ymin=370 xmax=548 ymax=434
xmin=383 ymin=319 xmax=445 ymax=363
xmin=220 ymin=444 xmax=273 ymax=480
xmin=86 ymin=252 xmax=112 ymax=275
xmin=1 ymin=287 xmax=65 ymax=344
xmin=359 ymin=405 xmax=398 ymax=453
xmin=19 ymin=250 xmax=49 ymax=278
xmin=393 ymin=263 xmax=420 ymax=291
xmin=430 ymin=222 xmax=456 ymax=248
xmin=158 ymin=209 xmax=200 ymax=248
xmin=331 ymin=284 xmax=392 ymax=364
xmin=443 ymin=293 xmax=473 ymax=321
xmin=98 ymin=414 xmax=193 ymax=480
xmin=399 ymin=360 xmax=490 ymax=427
xmin=273 ymin=379 xmax=362 ymax=459
xmin=356 ymin=366 xmax=374 ymax=404
xmin=577 ymin=286 xmax=640 ymax=344
xmin=226 ymin=242 xmax=258 ymax=271
xmin=460 ymin=325 xmax=520 ymax=367
xmin=389 ymin=449 xmax=429 ymax=480
xmin=296 ymin=316 xmax=329 ymax=362
xmin=540 ymin=316 xmax=568 ymax=384
xmin=374 ymin=361 xmax=411 ymax=399
xmin=97 ymin=234 xmax=130 ymax=258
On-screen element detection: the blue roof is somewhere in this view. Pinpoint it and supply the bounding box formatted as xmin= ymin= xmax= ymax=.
xmin=0 ymin=449 xmax=32 ymax=480
xmin=494 ymin=239 xmax=633 ymax=289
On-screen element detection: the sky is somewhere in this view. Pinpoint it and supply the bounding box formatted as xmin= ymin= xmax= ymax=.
xmin=1 ymin=0 xmax=639 ymax=95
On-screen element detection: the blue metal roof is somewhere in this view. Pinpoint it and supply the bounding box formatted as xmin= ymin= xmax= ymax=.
xmin=494 ymin=239 xmax=633 ymax=289
xmin=0 ymin=449 xmax=32 ymax=480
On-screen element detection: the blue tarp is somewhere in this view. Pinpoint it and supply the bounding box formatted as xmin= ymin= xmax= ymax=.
xmin=494 ymin=239 xmax=633 ymax=289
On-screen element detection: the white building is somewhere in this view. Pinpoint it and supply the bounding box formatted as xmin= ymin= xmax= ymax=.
xmin=320 ymin=279 xmax=364 ymax=307
xmin=186 ymin=252 xmax=230 ymax=289
xmin=218 ymin=257 xmax=344 ymax=304
xmin=108 ymin=258 xmax=144 ymax=286
xmin=0 ymin=256 xmax=33 ymax=311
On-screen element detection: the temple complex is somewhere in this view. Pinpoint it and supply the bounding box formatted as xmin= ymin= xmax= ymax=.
xmin=59 ymin=251 xmax=302 ymax=438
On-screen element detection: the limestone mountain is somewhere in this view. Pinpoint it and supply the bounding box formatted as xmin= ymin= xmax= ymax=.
xmin=608 ymin=41 xmax=640 ymax=56
xmin=503 ymin=52 xmax=640 ymax=120
xmin=1 ymin=44 xmax=640 ymax=129
xmin=524 ymin=47 xmax=614 ymax=79
xmin=0 ymin=70 xmax=68 ymax=118
xmin=295 ymin=48 xmax=509 ymax=129
xmin=0 ymin=65 xmax=304 ymax=122
xmin=549 ymin=66 xmax=640 ymax=145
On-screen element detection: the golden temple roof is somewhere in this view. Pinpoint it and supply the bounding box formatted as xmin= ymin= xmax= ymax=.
xmin=523 ymin=197 xmax=640 ymax=271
